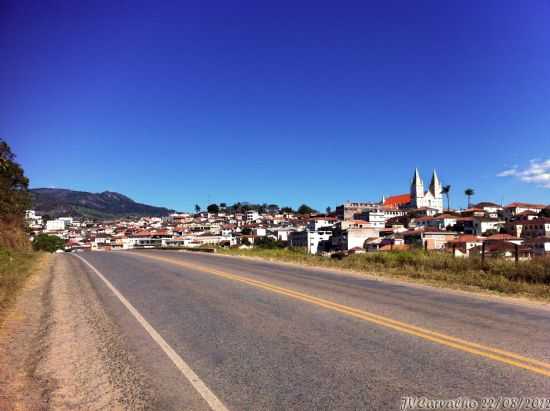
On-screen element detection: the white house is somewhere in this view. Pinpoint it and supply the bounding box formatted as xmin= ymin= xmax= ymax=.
xmin=273 ymin=227 xmax=294 ymax=242
xmin=245 ymin=210 xmax=260 ymax=221
xmin=526 ymin=237 xmax=550 ymax=256
xmin=503 ymin=202 xmax=546 ymax=221
xmin=307 ymin=217 xmax=336 ymax=231
xmin=46 ymin=219 xmax=68 ymax=232
xmin=473 ymin=218 xmax=505 ymax=235
xmin=288 ymin=229 xmax=332 ymax=254
xmin=521 ymin=218 xmax=550 ymax=238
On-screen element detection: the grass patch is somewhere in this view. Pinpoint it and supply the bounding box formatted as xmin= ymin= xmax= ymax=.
xmin=218 ymin=247 xmax=550 ymax=301
xmin=0 ymin=246 xmax=43 ymax=320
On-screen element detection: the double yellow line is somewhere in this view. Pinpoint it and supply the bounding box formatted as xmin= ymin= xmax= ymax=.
xmin=137 ymin=252 xmax=550 ymax=378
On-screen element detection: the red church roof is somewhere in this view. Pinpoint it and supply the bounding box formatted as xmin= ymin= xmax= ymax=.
xmin=384 ymin=193 xmax=411 ymax=207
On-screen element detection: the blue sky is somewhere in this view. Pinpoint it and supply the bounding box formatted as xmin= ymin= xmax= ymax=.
xmin=2 ymin=0 xmax=549 ymax=211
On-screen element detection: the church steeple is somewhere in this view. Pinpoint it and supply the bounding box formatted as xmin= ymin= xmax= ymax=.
xmin=410 ymin=168 xmax=424 ymax=199
xmin=429 ymin=169 xmax=442 ymax=198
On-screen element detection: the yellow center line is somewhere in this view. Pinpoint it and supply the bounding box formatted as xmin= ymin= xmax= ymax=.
xmin=135 ymin=252 xmax=550 ymax=378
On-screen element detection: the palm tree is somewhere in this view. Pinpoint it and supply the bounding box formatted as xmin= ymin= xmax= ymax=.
xmin=441 ymin=185 xmax=451 ymax=211
xmin=464 ymin=188 xmax=475 ymax=208
xmin=194 ymin=204 xmax=201 ymax=213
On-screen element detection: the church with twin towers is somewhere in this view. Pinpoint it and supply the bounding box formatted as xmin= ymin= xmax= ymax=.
xmin=409 ymin=168 xmax=444 ymax=213
xmin=338 ymin=168 xmax=445 ymax=220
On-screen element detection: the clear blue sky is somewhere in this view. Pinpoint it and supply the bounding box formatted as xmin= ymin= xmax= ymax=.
xmin=2 ymin=0 xmax=549 ymax=211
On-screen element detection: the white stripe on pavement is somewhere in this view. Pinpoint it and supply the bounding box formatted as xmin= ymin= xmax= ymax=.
xmin=73 ymin=254 xmax=229 ymax=411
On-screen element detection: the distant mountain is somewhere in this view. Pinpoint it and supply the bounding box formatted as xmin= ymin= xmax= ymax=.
xmin=30 ymin=188 xmax=174 ymax=219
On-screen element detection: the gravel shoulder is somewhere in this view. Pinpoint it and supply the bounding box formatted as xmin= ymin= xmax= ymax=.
xmin=0 ymin=254 xmax=153 ymax=410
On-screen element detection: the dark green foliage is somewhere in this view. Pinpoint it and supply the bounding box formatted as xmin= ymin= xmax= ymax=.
xmin=441 ymin=184 xmax=451 ymax=210
xmin=254 ymin=237 xmax=286 ymax=249
xmin=0 ymin=139 xmax=30 ymax=219
xmin=32 ymin=234 xmax=65 ymax=252
xmin=297 ymin=204 xmax=317 ymax=214
xmin=0 ymin=139 xmax=32 ymax=250
xmin=207 ymin=203 xmax=219 ymax=213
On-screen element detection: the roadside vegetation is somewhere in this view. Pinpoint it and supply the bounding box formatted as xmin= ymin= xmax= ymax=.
xmin=0 ymin=246 xmax=42 ymax=315
xmin=0 ymin=139 xmax=46 ymax=322
xmin=218 ymin=247 xmax=550 ymax=301
xmin=32 ymin=233 xmax=65 ymax=252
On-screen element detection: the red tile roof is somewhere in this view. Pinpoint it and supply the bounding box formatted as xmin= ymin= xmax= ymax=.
xmin=434 ymin=214 xmax=457 ymax=219
xmin=448 ymin=235 xmax=483 ymax=243
xmin=486 ymin=233 xmax=517 ymax=241
xmin=505 ymin=202 xmax=546 ymax=209
xmin=383 ymin=193 xmax=411 ymax=207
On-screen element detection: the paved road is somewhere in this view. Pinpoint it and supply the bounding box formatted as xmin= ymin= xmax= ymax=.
xmin=65 ymin=250 xmax=550 ymax=410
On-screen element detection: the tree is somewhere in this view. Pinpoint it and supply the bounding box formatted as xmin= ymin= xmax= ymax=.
xmin=539 ymin=207 xmax=550 ymax=218
xmin=326 ymin=206 xmax=332 ymax=215
xmin=194 ymin=204 xmax=201 ymax=213
xmin=255 ymin=237 xmax=286 ymax=249
xmin=32 ymin=234 xmax=65 ymax=252
xmin=219 ymin=202 xmax=227 ymax=209
xmin=0 ymin=139 xmax=30 ymax=219
xmin=280 ymin=206 xmax=294 ymax=214
xmin=297 ymin=204 xmax=317 ymax=215
xmin=441 ymin=185 xmax=451 ymax=211
xmin=464 ymin=188 xmax=475 ymax=208
xmin=207 ymin=203 xmax=219 ymax=213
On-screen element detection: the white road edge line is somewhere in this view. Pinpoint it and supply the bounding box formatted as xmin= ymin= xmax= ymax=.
xmin=73 ymin=254 xmax=229 ymax=411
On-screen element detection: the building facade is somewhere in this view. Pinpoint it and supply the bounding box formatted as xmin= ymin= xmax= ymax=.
xmin=409 ymin=168 xmax=444 ymax=213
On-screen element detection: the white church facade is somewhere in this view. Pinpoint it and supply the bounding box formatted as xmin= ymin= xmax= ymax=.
xmin=409 ymin=168 xmax=444 ymax=213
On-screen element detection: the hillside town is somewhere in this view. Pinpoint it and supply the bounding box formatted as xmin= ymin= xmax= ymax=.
xmin=26 ymin=168 xmax=550 ymax=260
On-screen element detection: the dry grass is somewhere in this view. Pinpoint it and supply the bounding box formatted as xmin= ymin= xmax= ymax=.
xmin=218 ymin=247 xmax=550 ymax=301
xmin=0 ymin=218 xmax=31 ymax=251
xmin=0 ymin=246 xmax=44 ymax=321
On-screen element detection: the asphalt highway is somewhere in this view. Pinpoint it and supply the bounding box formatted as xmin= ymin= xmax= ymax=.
xmin=66 ymin=250 xmax=550 ymax=410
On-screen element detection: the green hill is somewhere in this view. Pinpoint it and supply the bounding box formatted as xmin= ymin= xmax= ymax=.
xmin=30 ymin=188 xmax=174 ymax=219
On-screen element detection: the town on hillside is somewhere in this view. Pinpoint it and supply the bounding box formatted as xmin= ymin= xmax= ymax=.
xmin=26 ymin=168 xmax=550 ymax=260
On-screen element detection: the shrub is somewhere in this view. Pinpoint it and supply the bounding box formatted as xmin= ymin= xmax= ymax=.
xmin=32 ymin=234 xmax=65 ymax=252
xmin=254 ymin=237 xmax=286 ymax=249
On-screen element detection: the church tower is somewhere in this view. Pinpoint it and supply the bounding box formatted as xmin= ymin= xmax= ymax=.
xmin=410 ymin=168 xmax=424 ymax=208
xmin=429 ymin=169 xmax=442 ymax=198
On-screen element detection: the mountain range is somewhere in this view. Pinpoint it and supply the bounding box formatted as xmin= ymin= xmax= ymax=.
xmin=30 ymin=188 xmax=174 ymax=219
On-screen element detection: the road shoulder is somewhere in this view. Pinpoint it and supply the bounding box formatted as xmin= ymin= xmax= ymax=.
xmin=0 ymin=254 xmax=153 ymax=410
xmin=0 ymin=253 xmax=52 ymax=410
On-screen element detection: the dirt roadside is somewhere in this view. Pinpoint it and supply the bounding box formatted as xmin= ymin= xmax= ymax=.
xmin=0 ymin=254 xmax=153 ymax=410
